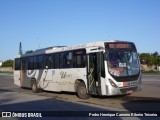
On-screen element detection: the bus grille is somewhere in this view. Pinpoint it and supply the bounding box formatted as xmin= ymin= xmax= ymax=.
xmin=112 ymin=74 xmax=139 ymax=82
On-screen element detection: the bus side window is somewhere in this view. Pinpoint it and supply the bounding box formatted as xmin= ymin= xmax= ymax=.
xmin=22 ymin=58 xmax=28 ymax=70
xmin=52 ymin=54 xmax=55 ymax=68
xmin=67 ymin=52 xmax=73 ymax=68
xmin=73 ymin=49 xmax=86 ymax=68
xmin=33 ymin=56 xmax=37 ymax=69
xmin=28 ymin=57 xmax=35 ymax=70
xmin=59 ymin=53 xmax=64 ymax=68
xmin=63 ymin=51 xmax=73 ymax=68
xmin=82 ymin=54 xmax=86 ymax=67
xmin=44 ymin=54 xmax=52 ymax=69
xmin=54 ymin=53 xmax=59 ymax=69
xmin=37 ymin=55 xmax=44 ymax=69
xmin=59 ymin=51 xmax=73 ymax=68
xmin=29 ymin=56 xmax=36 ymax=70
xmin=76 ymin=55 xmax=81 ymax=67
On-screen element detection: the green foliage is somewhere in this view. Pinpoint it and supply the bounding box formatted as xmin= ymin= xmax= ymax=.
xmin=25 ymin=50 xmax=33 ymax=54
xmin=1 ymin=59 xmax=13 ymax=67
xmin=152 ymin=51 xmax=158 ymax=57
xmin=157 ymin=57 xmax=160 ymax=66
xmin=139 ymin=51 xmax=160 ymax=66
xmin=148 ymin=56 xmax=155 ymax=66
xmin=139 ymin=53 xmax=150 ymax=64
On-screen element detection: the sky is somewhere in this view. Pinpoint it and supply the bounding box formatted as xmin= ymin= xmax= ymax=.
xmin=0 ymin=0 xmax=160 ymax=61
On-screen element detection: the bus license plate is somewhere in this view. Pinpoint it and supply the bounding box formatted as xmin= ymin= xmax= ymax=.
xmin=129 ymin=81 xmax=138 ymax=86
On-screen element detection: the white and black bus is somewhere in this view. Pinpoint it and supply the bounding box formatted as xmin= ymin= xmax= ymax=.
xmin=14 ymin=40 xmax=142 ymax=99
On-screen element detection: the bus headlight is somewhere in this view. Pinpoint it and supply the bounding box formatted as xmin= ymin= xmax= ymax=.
xmin=109 ymin=79 xmax=118 ymax=88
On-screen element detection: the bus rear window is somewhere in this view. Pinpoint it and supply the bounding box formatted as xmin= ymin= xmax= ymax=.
xmin=15 ymin=58 xmax=21 ymax=70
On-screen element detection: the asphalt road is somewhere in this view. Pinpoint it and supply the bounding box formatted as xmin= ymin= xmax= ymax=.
xmin=0 ymin=73 xmax=160 ymax=120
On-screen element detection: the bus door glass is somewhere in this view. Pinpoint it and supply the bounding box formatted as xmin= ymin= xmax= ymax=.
xmin=87 ymin=52 xmax=102 ymax=95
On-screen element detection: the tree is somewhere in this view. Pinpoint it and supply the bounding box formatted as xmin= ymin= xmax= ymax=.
xmin=19 ymin=42 xmax=23 ymax=55
xmin=2 ymin=59 xmax=13 ymax=67
xmin=152 ymin=51 xmax=158 ymax=57
xmin=25 ymin=50 xmax=33 ymax=54
xmin=139 ymin=52 xmax=160 ymax=67
xmin=157 ymin=57 xmax=160 ymax=66
xmin=148 ymin=56 xmax=156 ymax=66
xmin=152 ymin=51 xmax=159 ymax=68
xmin=139 ymin=53 xmax=151 ymax=64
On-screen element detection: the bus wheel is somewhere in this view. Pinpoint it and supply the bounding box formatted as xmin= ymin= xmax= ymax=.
xmin=77 ymin=82 xmax=90 ymax=99
xmin=31 ymin=80 xmax=39 ymax=93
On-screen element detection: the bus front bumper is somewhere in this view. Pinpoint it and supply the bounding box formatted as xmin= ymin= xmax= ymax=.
xmin=106 ymin=84 xmax=142 ymax=96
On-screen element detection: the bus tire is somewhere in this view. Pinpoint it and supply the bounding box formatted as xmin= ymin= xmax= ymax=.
xmin=77 ymin=82 xmax=90 ymax=99
xmin=31 ymin=80 xmax=39 ymax=93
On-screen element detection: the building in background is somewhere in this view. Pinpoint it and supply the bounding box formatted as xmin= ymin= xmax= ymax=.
xmin=0 ymin=61 xmax=2 ymax=66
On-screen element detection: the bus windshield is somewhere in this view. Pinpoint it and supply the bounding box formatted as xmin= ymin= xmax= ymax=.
xmin=105 ymin=43 xmax=140 ymax=77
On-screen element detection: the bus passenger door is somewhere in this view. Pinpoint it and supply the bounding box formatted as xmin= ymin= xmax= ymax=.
xmin=87 ymin=52 xmax=102 ymax=95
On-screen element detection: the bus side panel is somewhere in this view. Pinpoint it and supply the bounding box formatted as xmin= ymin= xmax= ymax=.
xmin=100 ymin=77 xmax=107 ymax=95
xmin=19 ymin=69 xmax=44 ymax=88
xmin=14 ymin=70 xmax=21 ymax=87
xmin=41 ymin=69 xmax=62 ymax=92
xmin=25 ymin=69 xmax=45 ymax=88
xmin=60 ymin=68 xmax=87 ymax=92
xmin=41 ymin=68 xmax=87 ymax=92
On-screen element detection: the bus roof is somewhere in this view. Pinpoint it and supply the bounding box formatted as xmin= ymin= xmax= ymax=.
xmin=14 ymin=40 xmax=133 ymax=58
